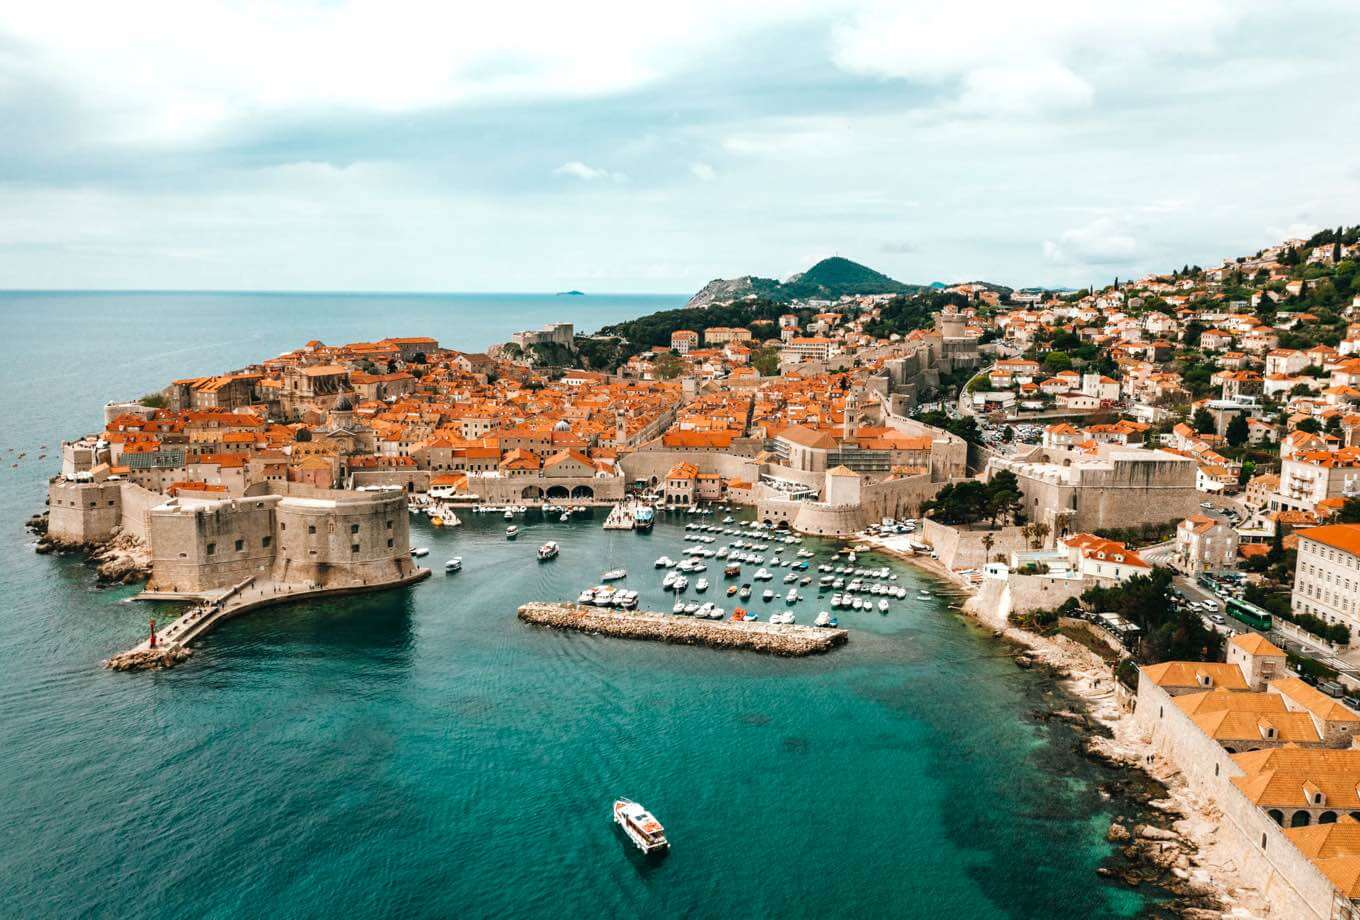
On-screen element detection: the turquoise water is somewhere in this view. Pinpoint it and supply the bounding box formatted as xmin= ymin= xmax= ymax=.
xmin=0 ymin=293 xmax=1147 ymax=918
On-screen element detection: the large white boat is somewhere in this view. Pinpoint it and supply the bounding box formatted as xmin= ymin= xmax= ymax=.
xmin=444 ymin=557 xmax=462 ymax=573
xmin=601 ymin=569 xmax=627 ymax=581
xmin=538 ymin=542 xmax=559 ymax=561
xmin=613 ymin=799 xmax=669 ymax=855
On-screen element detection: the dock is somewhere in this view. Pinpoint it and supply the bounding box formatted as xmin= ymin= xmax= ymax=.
xmin=104 ymin=570 xmax=431 ymax=671
xmin=602 ymin=502 xmax=635 ymax=530
xmin=517 ymin=601 xmax=848 ymax=656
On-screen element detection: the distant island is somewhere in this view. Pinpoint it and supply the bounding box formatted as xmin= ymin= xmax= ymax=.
xmin=685 ymin=256 xmax=925 ymax=308
xmin=556 ymin=290 xmax=586 ymax=296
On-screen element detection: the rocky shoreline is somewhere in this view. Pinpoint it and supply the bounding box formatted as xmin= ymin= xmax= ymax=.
xmin=517 ymin=601 xmax=848 ymax=655
xmin=871 ymin=540 xmax=1263 ymax=918
xmin=26 ymin=511 xmax=151 ymax=585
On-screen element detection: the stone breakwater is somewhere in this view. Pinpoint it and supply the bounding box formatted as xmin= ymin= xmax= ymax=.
xmin=517 ymin=602 xmax=848 ymax=656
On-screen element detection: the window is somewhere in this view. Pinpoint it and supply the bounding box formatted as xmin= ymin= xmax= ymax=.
xmin=387 ymin=538 xmax=394 ymax=548
xmin=206 ymin=543 xmax=215 ymax=555
xmin=234 ymin=539 xmax=244 ymax=551
xmin=386 ymin=520 xmax=393 ymax=530
xmin=262 ymin=536 xmax=271 ymax=548
xmin=351 ymin=543 xmax=360 ymax=553
xmin=350 ymin=524 xmax=360 ymax=534
xmin=308 ymin=525 xmax=316 ymax=535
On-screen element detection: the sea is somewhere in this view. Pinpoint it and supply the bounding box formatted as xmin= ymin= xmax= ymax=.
xmin=0 ymin=291 xmax=1149 ymax=918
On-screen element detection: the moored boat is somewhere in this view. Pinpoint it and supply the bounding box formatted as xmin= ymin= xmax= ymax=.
xmin=601 ymin=569 xmax=627 ymax=581
xmin=444 ymin=557 xmax=463 ymax=573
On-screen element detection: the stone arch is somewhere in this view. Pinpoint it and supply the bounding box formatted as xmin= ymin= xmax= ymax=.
xmin=1268 ymin=809 xmax=1284 ymax=826
xmin=521 ymin=486 xmax=544 ymax=500
xmin=1321 ymin=811 xmax=1339 ymax=824
xmin=546 ymin=485 xmax=570 ymax=500
xmin=1222 ymin=746 xmax=1237 ymax=754
xmin=571 ymin=485 xmax=594 ymax=500
xmin=1290 ymin=811 xmax=1312 ymax=827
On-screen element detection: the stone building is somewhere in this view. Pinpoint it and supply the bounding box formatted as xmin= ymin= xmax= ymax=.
xmin=1176 ymin=514 xmax=1240 ymax=575
xmin=146 ymin=486 xmax=416 ymax=594
xmin=985 ymin=444 xmax=1199 ymax=535
xmin=1292 ymin=524 xmax=1360 ymax=642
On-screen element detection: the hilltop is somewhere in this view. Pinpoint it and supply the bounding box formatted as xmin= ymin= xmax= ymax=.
xmin=685 ymin=256 xmax=923 ymax=308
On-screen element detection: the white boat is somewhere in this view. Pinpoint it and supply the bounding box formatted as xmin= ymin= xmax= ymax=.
xmin=538 ymin=542 xmax=559 ymax=561
xmin=695 ymin=578 xmax=709 ymax=592
xmin=878 ymin=599 xmax=890 ymax=613
xmin=673 ymin=575 xmax=688 ymax=592
xmin=504 ymin=509 xmax=514 ymax=520
xmin=762 ymin=588 xmax=775 ymax=602
xmin=753 ymin=568 xmax=772 ymax=581
xmin=601 ymin=569 xmax=627 ymax=581
xmin=578 ymin=589 xmax=596 ymax=604
xmin=655 ymin=556 xmax=675 ymax=568
xmin=683 ymin=602 xmax=699 ymax=615
xmin=613 ymin=799 xmax=669 ymax=855
xmin=560 ymin=512 xmax=571 ymax=522
xmin=505 ymin=526 xmax=519 ymax=539
xmin=411 ymin=547 xmax=429 ymax=558
xmin=814 ymin=611 xmax=831 ymax=627
xmin=830 ymin=593 xmax=843 ymax=607
xmin=673 ymin=601 xmax=686 ymax=614
xmin=785 ymin=588 xmax=798 ymax=603
xmin=444 ymin=557 xmax=462 ymax=572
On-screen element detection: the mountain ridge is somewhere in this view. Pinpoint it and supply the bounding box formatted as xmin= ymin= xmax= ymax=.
xmin=684 ymin=256 xmax=923 ymax=308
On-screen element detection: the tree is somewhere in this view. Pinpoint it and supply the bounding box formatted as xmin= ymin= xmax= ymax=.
xmin=139 ymin=392 xmax=167 ymax=409
xmin=982 ymin=533 xmax=996 ymax=564
xmin=751 ymin=347 xmax=781 ymax=377
xmin=1297 ymin=417 xmax=1322 ymax=434
xmin=1192 ymin=407 xmax=1216 ymax=435
xmin=1338 ymin=497 xmax=1360 ymax=524
xmin=1042 ymin=351 xmax=1072 ymax=373
xmin=1225 ymin=412 xmax=1249 ymax=447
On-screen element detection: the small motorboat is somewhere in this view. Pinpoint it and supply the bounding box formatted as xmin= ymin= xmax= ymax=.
xmin=578 ymin=589 xmax=596 ymax=605
xmin=739 ymin=585 xmax=752 ymax=600
xmin=695 ymin=578 xmax=709 ymax=593
xmin=655 ymin=556 xmax=675 ymax=568
xmin=613 ymin=799 xmax=668 ymax=855
xmin=602 ymin=569 xmax=627 ymax=581
xmin=538 ymin=542 xmax=559 ymax=561
xmin=762 ymin=589 xmax=775 ymax=602
xmin=673 ymin=601 xmax=686 ymax=614
xmin=505 ymin=526 xmax=519 ymax=539
xmin=444 ymin=557 xmax=463 ymax=573
xmin=814 ymin=611 xmax=831 ymax=627
xmin=411 ymin=547 xmax=430 ymax=558
xmin=504 ymin=509 xmax=515 ymax=520
xmin=878 ymin=599 xmax=890 ymax=613
xmin=726 ymin=585 xmax=738 ymax=597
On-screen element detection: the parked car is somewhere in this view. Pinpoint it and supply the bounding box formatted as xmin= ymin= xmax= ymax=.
xmin=1318 ymin=679 xmax=1346 ymax=699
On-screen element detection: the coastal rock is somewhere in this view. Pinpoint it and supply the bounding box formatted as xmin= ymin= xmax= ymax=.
xmin=104 ymin=646 xmax=192 ymax=671
xmin=1106 ymin=822 xmax=1131 ymax=842
xmin=1137 ymin=824 xmax=1181 ymax=842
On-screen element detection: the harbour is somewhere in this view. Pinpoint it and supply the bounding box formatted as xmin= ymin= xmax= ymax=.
xmin=2 ymin=292 xmax=1154 ymax=919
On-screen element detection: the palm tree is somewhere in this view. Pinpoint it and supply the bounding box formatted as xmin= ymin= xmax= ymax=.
xmin=982 ymin=532 xmax=996 ymax=564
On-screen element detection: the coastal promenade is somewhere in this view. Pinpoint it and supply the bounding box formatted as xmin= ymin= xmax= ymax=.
xmin=106 ymin=569 xmax=431 ymax=670
xmin=518 ymin=601 xmax=847 ymax=655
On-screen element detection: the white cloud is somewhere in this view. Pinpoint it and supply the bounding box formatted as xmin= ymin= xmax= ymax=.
xmin=689 ymin=162 xmax=717 ymax=181
xmin=1043 ymin=217 xmax=1138 ymax=266
xmin=553 ymin=161 xmax=623 ymax=182
xmin=830 ymin=0 xmax=1241 ymax=115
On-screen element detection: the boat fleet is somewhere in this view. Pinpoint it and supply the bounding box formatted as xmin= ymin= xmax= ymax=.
xmin=414 ymin=496 xmax=939 ymax=628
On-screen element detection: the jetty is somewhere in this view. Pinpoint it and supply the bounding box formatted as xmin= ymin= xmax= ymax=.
xmin=104 ymin=570 xmax=431 ymax=671
xmin=517 ymin=601 xmax=848 ymax=656
xmin=602 ymin=502 xmax=635 ymax=530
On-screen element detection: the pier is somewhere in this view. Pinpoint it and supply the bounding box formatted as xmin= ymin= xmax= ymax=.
xmin=105 ymin=570 xmax=431 ymax=671
xmin=602 ymin=502 xmax=636 ymax=530
xmin=517 ymin=601 xmax=848 ymax=656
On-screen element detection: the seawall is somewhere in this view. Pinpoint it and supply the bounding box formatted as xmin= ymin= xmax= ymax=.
xmin=517 ymin=602 xmax=847 ymax=656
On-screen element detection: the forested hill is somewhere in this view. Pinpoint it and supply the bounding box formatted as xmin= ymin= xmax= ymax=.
xmin=685 ymin=256 xmax=923 ymax=308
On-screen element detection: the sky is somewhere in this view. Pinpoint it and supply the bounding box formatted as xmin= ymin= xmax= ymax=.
xmin=1 ymin=1 xmax=1359 ymax=294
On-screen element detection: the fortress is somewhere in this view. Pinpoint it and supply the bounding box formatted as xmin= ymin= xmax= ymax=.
xmin=47 ymin=476 xmax=420 ymax=596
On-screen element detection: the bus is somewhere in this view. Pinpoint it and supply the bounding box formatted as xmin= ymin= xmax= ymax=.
xmin=1224 ymin=597 xmax=1273 ymax=631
